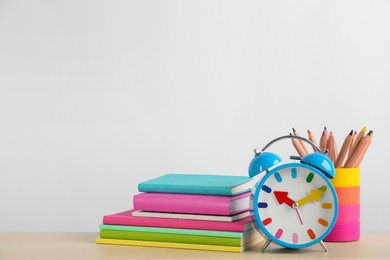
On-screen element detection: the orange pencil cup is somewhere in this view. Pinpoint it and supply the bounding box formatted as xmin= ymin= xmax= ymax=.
xmin=324 ymin=168 xmax=360 ymax=242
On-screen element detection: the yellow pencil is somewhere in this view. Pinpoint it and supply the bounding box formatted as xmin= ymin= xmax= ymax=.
xmin=334 ymin=130 xmax=353 ymax=168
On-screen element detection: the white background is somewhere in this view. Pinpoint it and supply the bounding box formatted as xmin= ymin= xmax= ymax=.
xmin=1 ymin=0 xmax=389 ymax=232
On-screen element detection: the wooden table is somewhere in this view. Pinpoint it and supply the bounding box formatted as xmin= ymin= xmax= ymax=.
xmin=0 ymin=232 xmax=387 ymax=259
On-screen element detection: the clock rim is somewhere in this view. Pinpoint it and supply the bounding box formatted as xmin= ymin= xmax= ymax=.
xmin=250 ymin=162 xmax=339 ymax=249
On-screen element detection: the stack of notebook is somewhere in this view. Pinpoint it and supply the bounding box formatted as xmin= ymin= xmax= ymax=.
xmin=96 ymin=173 xmax=264 ymax=252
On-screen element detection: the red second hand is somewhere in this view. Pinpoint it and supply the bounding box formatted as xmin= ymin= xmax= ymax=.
xmin=295 ymin=208 xmax=303 ymax=225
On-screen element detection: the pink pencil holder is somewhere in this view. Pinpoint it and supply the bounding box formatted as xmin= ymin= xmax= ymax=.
xmin=324 ymin=168 xmax=360 ymax=242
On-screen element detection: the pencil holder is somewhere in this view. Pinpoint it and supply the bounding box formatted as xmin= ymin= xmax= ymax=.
xmin=324 ymin=168 xmax=360 ymax=242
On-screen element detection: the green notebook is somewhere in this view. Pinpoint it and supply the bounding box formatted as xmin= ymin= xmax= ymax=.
xmin=99 ymin=224 xmax=255 ymax=238
xmin=137 ymin=173 xmax=254 ymax=196
xmin=99 ymin=229 xmax=259 ymax=247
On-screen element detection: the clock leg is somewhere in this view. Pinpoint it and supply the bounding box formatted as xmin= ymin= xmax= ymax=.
xmin=319 ymin=240 xmax=328 ymax=252
xmin=261 ymin=238 xmax=272 ymax=252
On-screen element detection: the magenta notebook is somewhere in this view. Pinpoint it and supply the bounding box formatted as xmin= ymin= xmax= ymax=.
xmin=102 ymin=209 xmax=254 ymax=232
xmin=133 ymin=192 xmax=250 ymax=215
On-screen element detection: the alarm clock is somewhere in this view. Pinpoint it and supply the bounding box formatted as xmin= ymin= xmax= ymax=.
xmin=248 ymin=135 xmax=338 ymax=252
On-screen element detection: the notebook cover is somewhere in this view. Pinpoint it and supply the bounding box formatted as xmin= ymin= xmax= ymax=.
xmin=133 ymin=192 xmax=250 ymax=215
xmin=137 ymin=174 xmax=253 ymax=196
xmin=102 ymin=209 xmax=254 ymax=232
xmin=96 ymin=237 xmax=264 ymax=253
xmin=99 ymin=224 xmax=255 ymax=238
xmin=131 ymin=210 xmax=249 ymax=222
xmin=100 ymin=229 xmax=242 ymax=247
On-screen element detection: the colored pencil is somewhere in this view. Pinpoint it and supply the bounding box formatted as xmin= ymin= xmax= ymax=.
xmin=326 ymin=131 xmax=338 ymax=164
xmin=345 ymin=126 xmax=366 ymax=167
xmin=350 ymin=130 xmax=357 ymax=153
xmin=290 ymin=133 xmax=306 ymax=157
xmin=307 ymin=129 xmax=319 ymax=152
xmin=292 ymin=128 xmax=309 ymax=155
xmin=334 ymin=130 xmax=353 ymax=168
xmin=345 ymin=130 xmax=373 ymax=168
xmin=324 ymin=126 xmax=330 ymax=139
xmin=319 ymin=127 xmax=328 ymax=152
xmin=349 ymin=126 xmax=366 ymax=155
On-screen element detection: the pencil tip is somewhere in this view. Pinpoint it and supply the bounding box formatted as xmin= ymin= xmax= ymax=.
xmin=307 ymin=129 xmax=311 ymax=134
xmin=349 ymin=130 xmax=353 ymax=135
xmin=367 ymin=130 xmax=373 ymax=136
xmin=324 ymin=126 xmax=327 ymax=130
xmin=292 ymin=127 xmax=296 ymax=132
xmin=362 ymin=126 xmax=367 ymax=132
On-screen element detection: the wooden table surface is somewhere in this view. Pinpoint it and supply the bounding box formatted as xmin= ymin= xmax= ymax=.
xmin=0 ymin=232 xmax=388 ymax=259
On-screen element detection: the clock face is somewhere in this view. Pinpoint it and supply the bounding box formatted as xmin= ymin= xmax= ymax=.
xmin=251 ymin=163 xmax=338 ymax=248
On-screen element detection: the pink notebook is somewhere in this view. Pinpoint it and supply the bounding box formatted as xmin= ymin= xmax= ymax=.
xmin=133 ymin=192 xmax=250 ymax=216
xmin=103 ymin=209 xmax=254 ymax=232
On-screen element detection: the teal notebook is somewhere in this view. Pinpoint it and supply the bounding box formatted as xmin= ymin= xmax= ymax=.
xmin=137 ymin=174 xmax=254 ymax=196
